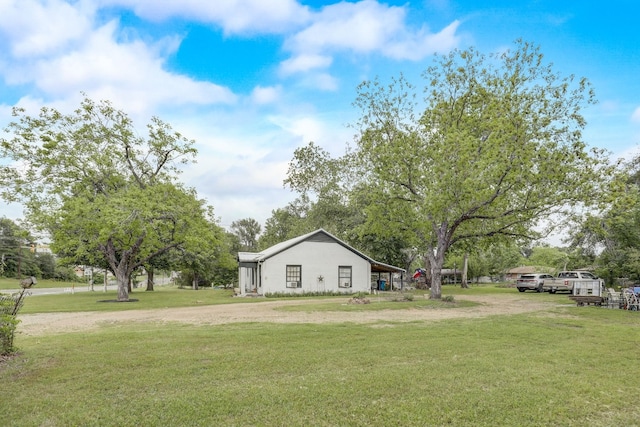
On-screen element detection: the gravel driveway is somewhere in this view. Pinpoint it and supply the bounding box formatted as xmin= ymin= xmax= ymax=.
xmin=16 ymin=293 xmax=558 ymax=337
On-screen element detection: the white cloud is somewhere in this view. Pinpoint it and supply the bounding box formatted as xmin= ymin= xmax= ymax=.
xmin=0 ymin=0 xmax=94 ymax=57
xmin=283 ymin=0 xmax=461 ymax=63
xmin=0 ymin=3 xmax=237 ymax=117
xmin=311 ymin=73 xmax=339 ymax=91
xmin=100 ymin=0 xmax=312 ymax=34
xmin=611 ymin=144 xmax=640 ymax=164
xmin=274 ymin=0 xmax=462 ymax=82
xmin=382 ymin=20 xmax=461 ymax=60
xmin=269 ymin=115 xmax=324 ymax=144
xmin=279 ymin=54 xmax=333 ymax=75
xmin=289 ymin=1 xmax=402 ymax=54
xmin=178 ymin=134 xmax=296 ymax=226
xmin=631 ymin=106 xmax=640 ymax=123
xmin=251 ymin=85 xmax=281 ymax=105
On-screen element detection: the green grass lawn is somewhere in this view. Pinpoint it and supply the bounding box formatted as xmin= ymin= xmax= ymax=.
xmin=0 ymin=274 xmax=156 ymax=290
xmin=0 ymin=277 xmax=85 ymax=290
xmin=14 ymin=284 xmax=511 ymax=315
xmin=16 ymin=286 xmax=241 ymax=314
xmin=276 ymin=295 xmax=479 ymax=312
xmin=2 ymin=286 xmax=639 ymax=426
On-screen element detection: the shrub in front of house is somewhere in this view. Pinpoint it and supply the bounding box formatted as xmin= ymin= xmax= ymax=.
xmin=265 ymin=291 xmax=355 ymax=298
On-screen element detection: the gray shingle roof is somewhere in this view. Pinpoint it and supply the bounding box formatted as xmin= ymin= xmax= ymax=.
xmin=238 ymin=229 xmax=405 ymax=273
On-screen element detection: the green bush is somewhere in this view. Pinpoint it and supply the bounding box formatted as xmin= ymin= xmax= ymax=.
xmin=265 ymin=291 xmax=352 ymax=298
xmin=0 ymin=314 xmax=19 ymax=355
xmin=0 ymin=291 xmax=27 ymax=355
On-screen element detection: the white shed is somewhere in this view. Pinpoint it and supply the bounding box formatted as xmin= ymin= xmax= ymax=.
xmin=237 ymin=229 xmax=405 ymax=296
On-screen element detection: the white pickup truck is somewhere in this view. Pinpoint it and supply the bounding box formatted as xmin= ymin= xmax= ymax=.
xmin=542 ymin=271 xmax=604 ymax=294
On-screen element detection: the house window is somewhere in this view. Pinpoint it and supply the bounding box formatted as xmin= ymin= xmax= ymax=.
xmin=338 ymin=266 xmax=352 ymax=288
xmin=286 ymin=265 xmax=302 ymax=288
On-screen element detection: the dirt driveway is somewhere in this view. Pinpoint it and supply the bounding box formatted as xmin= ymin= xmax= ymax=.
xmin=16 ymin=293 xmax=562 ymax=337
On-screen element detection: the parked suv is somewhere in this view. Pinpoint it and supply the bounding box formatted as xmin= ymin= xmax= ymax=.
xmin=516 ymin=273 xmax=554 ymax=293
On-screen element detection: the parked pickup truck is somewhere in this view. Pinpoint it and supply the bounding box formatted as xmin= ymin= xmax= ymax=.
xmin=542 ymin=271 xmax=604 ymax=294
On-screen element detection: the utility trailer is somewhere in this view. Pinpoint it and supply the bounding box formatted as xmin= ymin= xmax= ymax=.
xmin=570 ymin=284 xmax=640 ymax=310
xmin=568 ymin=281 xmax=605 ymax=306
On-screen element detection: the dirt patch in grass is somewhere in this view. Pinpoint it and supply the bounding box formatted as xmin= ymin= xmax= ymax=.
xmin=16 ymin=293 xmax=561 ymax=336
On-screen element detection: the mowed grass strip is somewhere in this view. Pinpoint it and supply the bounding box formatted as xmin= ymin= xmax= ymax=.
xmin=0 ymin=276 xmax=165 ymax=290
xmin=16 ymin=287 xmax=242 ymax=314
xmin=0 ymin=277 xmax=83 ymax=290
xmin=276 ymin=296 xmax=478 ymax=312
xmin=2 ymin=305 xmax=639 ymax=426
xmin=14 ymin=286 xmax=482 ymax=315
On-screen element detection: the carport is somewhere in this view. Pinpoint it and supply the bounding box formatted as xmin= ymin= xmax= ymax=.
xmin=370 ymin=262 xmax=405 ymax=291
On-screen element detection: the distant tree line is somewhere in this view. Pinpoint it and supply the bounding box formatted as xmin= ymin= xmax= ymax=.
xmin=0 ymin=218 xmax=79 ymax=282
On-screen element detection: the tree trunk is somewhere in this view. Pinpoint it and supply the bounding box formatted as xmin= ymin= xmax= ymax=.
xmin=115 ymin=268 xmax=130 ymax=301
xmin=430 ymin=267 xmax=443 ymax=299
xmin=192 ymin=272 xmax=198 ymax=290
xmin=101 ymin=237 xmax=143 ymax=302
xmin=461 ymin=252 xmax=469 ymax=288
xmin=146 ymin=267 xmax=155 ymax=291
xmin=427 ymin=226 xmax=449 ymax=299
xmin=424 ymin=256 xmax=432 ymax=289
xmin=427 ymin=250 xmax=446 ymax=299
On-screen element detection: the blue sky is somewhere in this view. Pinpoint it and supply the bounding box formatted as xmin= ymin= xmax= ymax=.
xmin=1 ymin=0 xmax=639 ymax=232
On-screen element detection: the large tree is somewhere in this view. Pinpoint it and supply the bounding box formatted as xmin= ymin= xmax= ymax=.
xmin=230 ymin=218 xmax=262 ymax=252
xmin=283 ymin=142 xmax=418 ymax=270
xmin=571 ymin=154 xmax=640 ymax=283
xmin=0 ymin=96 xmax=221 ymax=300
xmin=287 ymin=41 xmax=612 ymax=299
xmin=258 ymin=197 xmax=313 ymax=250
xmin=0 ymin=218 xmax=36 ymax=279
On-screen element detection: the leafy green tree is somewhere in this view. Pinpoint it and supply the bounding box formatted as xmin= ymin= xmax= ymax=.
xmin=481 ymin=243 xmax=522 ymax=281
xmin=571 ymin=155 xmax=640 ymax=283
xmin=230 ymin=218 xmax=262 ymax=252
xmin=284 ymin=145 xmax=418 ymax=271
xmin=173 ymin=207 xmax=226 ymax=290
xmin=208 ymin=231 xmax=240 ymax=287
xmin=288 ymin=41 xmax=611 ymax=299
xmin=0 ymin=96 xmax=222 ymax=301
xmin=258 ymin=197 xmax=313 ymax=249
xmin=525 ymin=246 xmax=569 ymax=271
xmin=50 ymin=182 xmax=220 ymax=299
xmin=0 ymin=218 xmax=36 ymax=278
xmin=465 ymin=250 xmax=491 ymax=283
xmin=34 ymin=253 xmax=56 ymax=279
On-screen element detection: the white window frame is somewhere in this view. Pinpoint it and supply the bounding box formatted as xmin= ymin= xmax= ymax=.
xmin=286 ymin=265 xmax=302 ymax=288
xmin=338 ymin=266 xmax=352 ymax=288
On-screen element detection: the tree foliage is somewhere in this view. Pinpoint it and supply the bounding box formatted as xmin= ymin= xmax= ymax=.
xmin=230 ymin=218 xmax=262 ymax=252
xmin=258 ymin=197 xmax=314 ymax=250
xmin=286 ymin=41 xmax=612 ymax=298
xmin=0 ymin=218 xmax=37 ymax=278
xmin=0 ymin=96 xmax=223 ymax=300
xmin=570 ymin=154 xmax=640 ymax=284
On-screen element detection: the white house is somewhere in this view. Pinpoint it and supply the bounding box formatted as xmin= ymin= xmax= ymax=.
xmin=237 ymin=229 xmax=405 ymax=296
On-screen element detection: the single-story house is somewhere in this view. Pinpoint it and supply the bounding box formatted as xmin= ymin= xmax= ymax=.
xmin=505 ymin=266 xmax=537 ymax=281
xmin=237 ymin=229 xmax=405 ymax=296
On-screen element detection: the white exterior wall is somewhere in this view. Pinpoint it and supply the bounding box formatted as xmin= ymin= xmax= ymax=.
xmin=260 ymin=241 xmax=371 ymax=294
xmin=238 ymin=266 xmax=257 ymax=295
